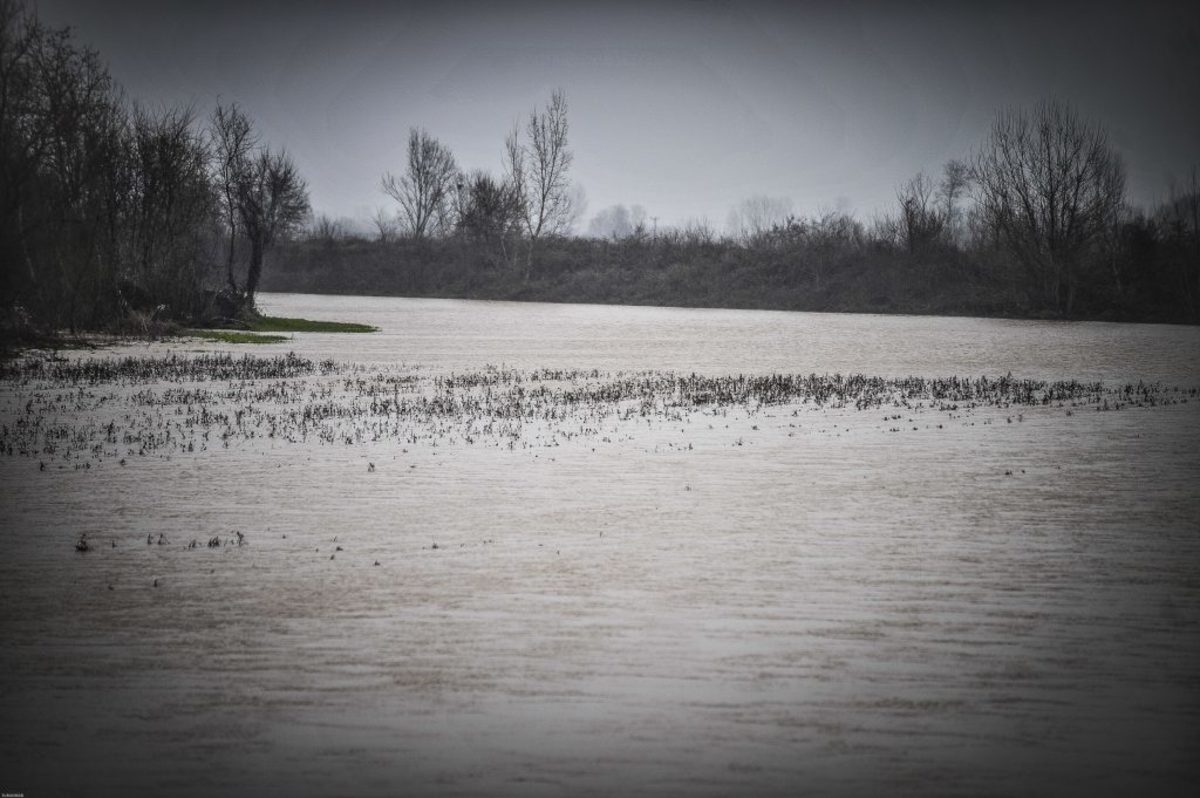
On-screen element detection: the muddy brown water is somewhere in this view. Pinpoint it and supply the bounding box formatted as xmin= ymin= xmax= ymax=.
xmin=2 ymin=294 xmax=1198 ymax=796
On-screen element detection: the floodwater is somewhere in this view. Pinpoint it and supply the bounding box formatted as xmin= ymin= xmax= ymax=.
xmin=1 ymin=293 xmax=1198 ymax=797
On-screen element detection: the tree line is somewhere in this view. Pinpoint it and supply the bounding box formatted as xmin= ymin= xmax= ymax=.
xmin=0 ymin=0 xmax=309 ymax=336
xmin=283 ymin=95 xmax=1196 ymax=323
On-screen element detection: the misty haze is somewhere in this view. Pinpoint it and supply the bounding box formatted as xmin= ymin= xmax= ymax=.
xmin=1 ymin=2 xmax=1198 ymax=797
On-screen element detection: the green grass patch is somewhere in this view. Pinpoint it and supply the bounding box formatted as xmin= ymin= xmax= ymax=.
xmin=249 ymin=316 xmax=377 ymax=333
xmin=187 ymin=329 xmax=290 ymax=344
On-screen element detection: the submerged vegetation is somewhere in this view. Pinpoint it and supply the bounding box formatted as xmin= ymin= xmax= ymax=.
xmin=1 ymin=353 xmax=1192 ymax=469
xmin=1 ymin=352 xmax=324 ymax=383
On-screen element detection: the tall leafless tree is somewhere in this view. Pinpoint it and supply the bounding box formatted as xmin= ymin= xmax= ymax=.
xmin=510 ymin=89 xmax=573 ymax=277
xmin=237 ymin=147 xmax=309 ymax=303
xmin=210 ymin=103 xmax=256 ymax=294
xmin=381 ymin=127 xmax=458 ymax=240
xmin=972 ymin=100 xmax=1126 ymax=315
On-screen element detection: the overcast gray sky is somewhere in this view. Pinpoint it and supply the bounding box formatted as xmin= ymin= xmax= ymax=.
xmin=35 ymin=0 xmax=1200 ymax=232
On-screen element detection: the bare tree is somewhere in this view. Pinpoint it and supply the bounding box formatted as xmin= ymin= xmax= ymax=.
xmin=511 ymin=89 xmax=573 ymax=277
xmin=896 ymin=172 xmax=944 ymax=255
xmin=370 ymin=206 xmax=397 ymax=243
xmin=381 ymin=127 xmax=457 ymax=240
xmin=938 ymin=159 xmax=970 ymax=245
xmin=210 ymin=103 xmax=257 ymax=293
xmin=125 ymin=104 xmax=215 ymax=317
xmin=455 ymin=169 xmax=524 ymax=266
xmin=237 ymin=147 xmax=309 ymax=303
xmin=504 ymin=122 xmax=524 ymax=208
xmin=972 ymin=100 xmax=1125 ymax=315
xmin=309 ymin=213 xmax=347 ymax=245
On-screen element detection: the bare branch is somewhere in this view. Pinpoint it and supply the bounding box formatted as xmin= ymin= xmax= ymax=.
xmin=381 ymin=127 xmax=457 ymax=240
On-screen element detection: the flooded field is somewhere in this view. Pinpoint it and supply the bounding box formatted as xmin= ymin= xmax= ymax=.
xmin=2 ymin=294 xmax=1199 ymax=797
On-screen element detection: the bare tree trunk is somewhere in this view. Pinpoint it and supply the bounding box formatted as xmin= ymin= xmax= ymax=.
xmin=17 ymin=202 xmax=37 ymax=288
xmin=523 ymin=238 xmax=535 ymax=282
xmin=245 ymin=236 xmax=263 ymax=305
xmin=226 ymin=223 xmax=238 ymax=293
